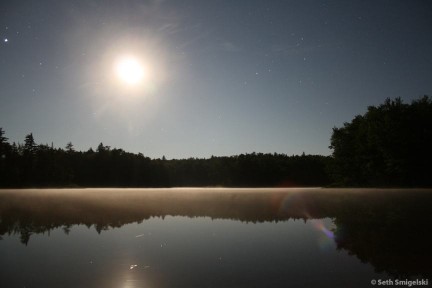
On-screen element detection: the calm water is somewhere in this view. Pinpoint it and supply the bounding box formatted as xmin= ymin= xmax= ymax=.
xmin=0 ymin=188 xmax=431 ymax=288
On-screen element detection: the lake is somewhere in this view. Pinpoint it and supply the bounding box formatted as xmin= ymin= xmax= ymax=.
xmin=0 ymin=188 xmax=431 ymax=288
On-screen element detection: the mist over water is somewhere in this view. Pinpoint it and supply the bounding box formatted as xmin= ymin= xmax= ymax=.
xmin=0 ymin=188 xmax=431 ymax=287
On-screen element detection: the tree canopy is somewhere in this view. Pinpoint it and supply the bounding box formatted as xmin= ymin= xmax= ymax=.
xmin=2 ymin=96 xmax=431 ymax=188
xmin=0 ymin=129 xmax=331 ymax=188
xmin=330 ymin=96 xmax=432 ymax=187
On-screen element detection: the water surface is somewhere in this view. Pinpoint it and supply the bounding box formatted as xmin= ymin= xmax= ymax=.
xmin=0 ymin=188 xmax=431 ymax=287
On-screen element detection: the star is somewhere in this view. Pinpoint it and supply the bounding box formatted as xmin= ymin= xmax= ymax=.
xmin=4 ymin=38 xmax=8 ymax=43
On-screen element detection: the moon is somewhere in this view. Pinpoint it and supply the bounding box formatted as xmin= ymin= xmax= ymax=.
xmin=115 ymin=56 xmax=145 ymax=85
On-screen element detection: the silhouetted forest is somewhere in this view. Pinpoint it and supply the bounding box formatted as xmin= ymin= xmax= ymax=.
xmin=0 ymin=129 xmax=330 ymax=187
xmin=1 ymin=96 xmax=431 ymax=187
xmin=330 ymin=96 xmax=432 ymax=187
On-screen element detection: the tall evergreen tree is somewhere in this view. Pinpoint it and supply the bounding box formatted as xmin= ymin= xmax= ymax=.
xmin=66 ymin=142 xmax=74 ymax=153
xmin=0 ymin=128 xmax=9 ymax=185
xmin=24 ymin=133 xmax=36 ymax=156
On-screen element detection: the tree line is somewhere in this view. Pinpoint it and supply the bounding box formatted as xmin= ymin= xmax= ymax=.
xmin=1 ymin=95 xmax=431 ymax=187
xmin=0 ymin=130 xmax=331 ymax=187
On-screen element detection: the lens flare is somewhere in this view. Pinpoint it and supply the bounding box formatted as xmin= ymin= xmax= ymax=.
xmin=311 ymin=220 xmax=335 ymax=239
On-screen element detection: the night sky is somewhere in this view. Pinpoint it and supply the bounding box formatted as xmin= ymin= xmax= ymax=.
xmin=1 ymin=0 xmax=431 ymax=159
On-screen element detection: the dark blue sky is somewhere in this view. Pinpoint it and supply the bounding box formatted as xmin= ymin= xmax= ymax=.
xmin=1 ymin=0 xmax=431 ymax=158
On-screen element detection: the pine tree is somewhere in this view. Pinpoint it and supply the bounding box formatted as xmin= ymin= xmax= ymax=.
xmin=24 ymin=133 xmax=36 ymax=156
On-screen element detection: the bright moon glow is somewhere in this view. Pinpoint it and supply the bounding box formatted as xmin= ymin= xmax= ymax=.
xmin=115 ymin=57 xmax=145 ymax=85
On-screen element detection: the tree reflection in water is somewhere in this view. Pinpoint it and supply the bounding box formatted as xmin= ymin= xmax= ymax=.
xmin=0 ymin=188 xmax=431 ymax=278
